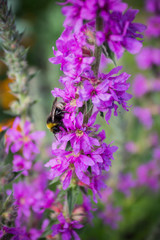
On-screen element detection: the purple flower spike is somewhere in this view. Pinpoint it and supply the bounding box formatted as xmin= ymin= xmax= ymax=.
xmin=5 ymin=117 xmax=45 ymax=171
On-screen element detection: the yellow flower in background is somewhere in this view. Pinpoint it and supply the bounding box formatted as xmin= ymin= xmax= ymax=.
xmin=0 ymin=77 xmax=16 ymax=109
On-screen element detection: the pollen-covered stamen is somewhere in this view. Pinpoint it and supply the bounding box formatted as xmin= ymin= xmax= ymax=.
xmin=70 ymin=99 xmax=77 ymax=107
xmin=23 ymin=135 xmax=30 ymax=142
xmin=70 ymin=163 xmax=74 ymax=169
xmin=90 ymin=89 xmax=97 ymax=96
xmin=76 ymin=129 xmax=84 ymax=137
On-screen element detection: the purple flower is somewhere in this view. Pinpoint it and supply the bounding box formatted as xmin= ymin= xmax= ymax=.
xmin=148 ymin=133 xmax=159 ymax=147
xmin=79 ymin=66 xmax=131 ymax=123
xmin=51 ymin=82 xmax=82 ymax=112
xmin=5 ymin=117 xmax=45 ymax=161
xmin=61 ymin=0 xmax=127 ymax=31
xmin=153 ymin=147 xmax=160 ymax=160
xmin=46 ymin=122 xmax=118 ymax=191
xmin=145 ymin=0 xmax=160 ymax=14
xmin=61 ymin=112 xmax=100 ymax=154
xmin=97 ymin=9 xmax=146 ymax=58
xmin=1 ymin=225 xmax=47 ymax=240
xmin=49 ymin=27 xmax=94 ymax=77
xmin=99 ymin=203 xmax=122 ymax=229
xmin=117 ymin=173 xmax=135 ymax=196
xmin=101 ymin=186 xmax=113 ymax=203
xmin=13 ymin=167 xmax=54 ymax=218
xmin=1 ymin=226 xmax=30 ymax=240
xmin=89 ymin=175 xmax=107 ymax=203
xmin=13 ymin=155 xmax=32 ymax=174
xmin=46 ymin=148 xmax=95 ymax=188
xmin=136 ymin=160 xmax=160 ymax=191
xmin=133 ymin=107 xmax=153 ymax=129
xmin=136 ymin=47 xmax=160 ymax=69
xmin=13 ymin=181 xmax=31 ymax=218
xmin=125 ymin=141 xmax=138 ymax=153
xmin=151 ymin=79 xmax=160 ymax=92
xmin=52 ymin=213 xmax=83 ymax=240
xmin=146 ymin=16 xmax=160 ymax=38
xmin=73 ymin=196 xmax=96 ymax=224
xmin=132 ymin=74 xmax=148 ymax=98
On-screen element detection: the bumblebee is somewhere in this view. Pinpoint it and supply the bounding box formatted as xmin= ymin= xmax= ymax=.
xmin=46 ymin=97 xmax=66 ymax=134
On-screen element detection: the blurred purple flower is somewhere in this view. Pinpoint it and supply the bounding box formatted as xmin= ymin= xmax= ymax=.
xmin=5 ymin=117 xmax=45 ymax=161
xmin=101 ymin=186 xmax=113 ymax=203
xmin=13 ymin=168 xmax=54 ymax=219
xmin=153 ymin=147 xmax=160 ymax=160
xmin=99 ymin=203 xmax=122 ymax=229
xmin=148 ymin=133 xmax=159 ymax=147
xmin=132 ymin=74 xmax=148 ymax=98
xmin=145 ymin=0 xmax=160 ymax=14
xmin=151 ymin=79 xmax=160 ymax=92
xmin=133 ymin=107 xmax=153 ymax=129
xmin=136 ymin=160 xmax=160 ymax=191
xmin=146 ymin=16 xmax=160 ymax=38
xmin=117 ymin=173 xmax=136 ymax=196
xmin=125 ymin=141 xmax=138 ymax=153
xmin=52 ymin=213 xmax=83 ymax=240
xmin=136 ymin=47 xmax=160 ymax=69
xmin=13 ymin=155 xmax=32 ymax=174
xmin=1 ymin=226 xmax=30 ymax=240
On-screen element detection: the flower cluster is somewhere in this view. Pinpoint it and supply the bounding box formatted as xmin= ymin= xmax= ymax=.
xmin=61 ymin=1 xmax=146 ymax=58
xmin=46 ymin=0 xmax=145 ymax=238
xmin=46 ymin=112 xmax=118 ymax=201
xmin=4 ymin=117 xmax=45 ymax=174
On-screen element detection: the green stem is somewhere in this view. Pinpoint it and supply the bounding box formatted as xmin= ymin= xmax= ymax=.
xmin=92 ymin=16 xmax=103 ymax=77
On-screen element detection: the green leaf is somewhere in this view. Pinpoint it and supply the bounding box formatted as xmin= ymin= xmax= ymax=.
xmin=102 ymin=43 xmax=116 ymax=66
xmin=67 ymin=187 xmax=79 ymax=217
xmin=49 ymin=177 xmax=59 ymax=186
xmin=48 ymin=177 xmax=60 ymax=191
xmin=7 ymin=171 xmax=22 ymax=183
xmin=79 ymin=186 xmax=88 ymax=195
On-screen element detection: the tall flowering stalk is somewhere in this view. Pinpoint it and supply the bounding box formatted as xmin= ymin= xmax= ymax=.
xmin=45 ymin=0 xmax=145 ymax=238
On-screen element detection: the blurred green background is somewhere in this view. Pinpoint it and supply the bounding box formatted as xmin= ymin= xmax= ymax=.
xmin=0 ymin=0 xmax=160 ymax=240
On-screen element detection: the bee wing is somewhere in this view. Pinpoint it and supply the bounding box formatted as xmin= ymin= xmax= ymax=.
xmin=51 ymin=97 xmax=58 ymax=122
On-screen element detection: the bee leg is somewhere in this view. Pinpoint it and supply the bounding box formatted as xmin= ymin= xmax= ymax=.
xmin=54 ymin=134 xmax=58 ymax=140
